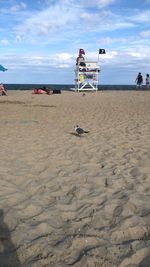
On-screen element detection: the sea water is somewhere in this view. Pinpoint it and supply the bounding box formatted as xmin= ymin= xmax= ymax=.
xmin=3 ymin=84 xmax=148 ymax=91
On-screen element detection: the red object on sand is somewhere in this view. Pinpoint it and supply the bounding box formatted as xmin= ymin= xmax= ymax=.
xmin=32 ymin=89 xmax=47 ymax=94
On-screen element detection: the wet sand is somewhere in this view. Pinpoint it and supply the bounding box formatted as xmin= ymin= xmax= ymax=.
xmin=0 ymin=90 xmax=150 ymax=267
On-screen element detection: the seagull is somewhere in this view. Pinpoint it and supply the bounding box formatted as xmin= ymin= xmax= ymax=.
xmin=74 ymin=125 xmax=89 ymax=136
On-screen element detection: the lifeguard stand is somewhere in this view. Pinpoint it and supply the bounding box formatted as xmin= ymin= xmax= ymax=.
xmin=74 ymin=61 xmax=100 ymax=92
xmin=71 ymin=49 xmax=106 ymax=92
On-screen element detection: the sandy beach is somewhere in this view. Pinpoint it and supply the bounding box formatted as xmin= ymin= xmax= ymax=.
xmin=0 ymin=90 xmax=150 ymax=267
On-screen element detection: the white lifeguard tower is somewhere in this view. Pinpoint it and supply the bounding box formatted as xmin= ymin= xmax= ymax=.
xmin=71 ymin=49 xmax=105 ymax=92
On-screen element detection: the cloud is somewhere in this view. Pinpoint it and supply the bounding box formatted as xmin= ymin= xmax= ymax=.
xmin=98 ymin=36 xmax=132 ymax=45
xmin=0 ymin=52 xmax=74 ymax=70
xmin=14 ymin=4 xmax=137 ymax=43
xmin=9 ymin=2 xmax=27 ymax=13
xmin=1 ymin=0 xmax=144 ymax=51
xmin=96 ymin=0 xmax=116 ymax=8
xmin=54 ymin=53 xmax=73 ymax=61
xmin=80 ymin=10 xmax=135 ymax=31
xmin=79 ymin=0 xmax=116 ymax=8
xmin=140 ymin=30 xmax=150 ymax=38
xmin=0 ymin=1 xmax=27 ymax=14
xmin=1 ymin=0 xmax=149 ymax=45
xmin=15 ymin=35 xmax=23 ymax=43
xmin=2 ymin=40 xmax=149 ymax=71
xmin=0 ymin=39 xmax=9 ymax=45
xmin=15 ymin=1 xmax=79 ymax=38
xmin=1 ymin=44 xmax=150 ymax=84
xmin=130 ymin=10 xmax=150 ymax=23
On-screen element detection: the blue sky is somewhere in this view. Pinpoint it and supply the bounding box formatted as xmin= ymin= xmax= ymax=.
xmin=0 ymin=0 xmax=150 ymax=84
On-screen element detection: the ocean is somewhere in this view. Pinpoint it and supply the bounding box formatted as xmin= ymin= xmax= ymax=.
xmin=3 ymin=84 xmax=148 ymax=91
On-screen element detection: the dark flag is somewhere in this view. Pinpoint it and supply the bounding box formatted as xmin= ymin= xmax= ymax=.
xmin=0 ymin=65 xmax=8 ymax=72
xmin=99 ymin=49 xmax=106 ymax=54
xmin=79 ymin=48 xmax=85 ymax=55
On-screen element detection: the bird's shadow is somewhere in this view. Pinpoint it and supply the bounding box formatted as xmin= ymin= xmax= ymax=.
xmin=70 ymin=132 xmax=84 ymax=137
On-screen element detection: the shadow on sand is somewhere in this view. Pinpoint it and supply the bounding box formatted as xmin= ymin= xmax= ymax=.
xmin=0 ymin=209 xmax=21 ymax=267
xmin=70 ymin=132 xmax=84 ymax=137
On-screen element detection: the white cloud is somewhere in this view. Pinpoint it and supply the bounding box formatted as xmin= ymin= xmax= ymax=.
xmin=96 ymin=0 xmax=116 ymax=8
xmin=15 ymin=2 xmax=79 ymax=38
xmin=13 ymin=0 xmax=138 ymax=43
xmin=0 ymin=1 xmax=27 ymax=14
xmin=10 ymin=0 xmax=150 ymax=47
xmin=10 ymin=2 xmax=27 ymax=13
xmin=59 ymin=64 xmax=70 ymax=68
xmin=0 ymin=39 xmax=9 ymax=45
xmin=98 ymin=37 xmax=131 ymax=45
xmin=55 ymin=53 xmax=72 ymax=61
xmin=80 ymin=10 xmax=135 ymax=31
xmin=15 ymin=35 xmax=23 ymax=42
xmin=0 ymin=52 xmax=74 ymax=70
xmin=130 ymin=10 xmax=150 ymax=23
xmin=140 ymin=30 xmax=150 ymax=38
xmin=2 ymin=42 xmax=149 ymax=71
xmin=80 ymin=0 xmax=116 ymax=8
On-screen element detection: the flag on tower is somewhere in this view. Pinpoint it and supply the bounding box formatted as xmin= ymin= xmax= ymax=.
xmin=79 ymin=48 xmax=85 ymax=55
xmin=99 ymin=49 xmax=106 ymax=54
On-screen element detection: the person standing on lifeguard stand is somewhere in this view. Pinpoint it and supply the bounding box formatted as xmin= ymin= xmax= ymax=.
xmin=76 ymin=49 xmax=86 ymax=66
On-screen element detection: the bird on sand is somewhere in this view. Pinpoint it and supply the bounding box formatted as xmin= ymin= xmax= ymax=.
xmin=74 ymin=125 xmax=89 ymax=136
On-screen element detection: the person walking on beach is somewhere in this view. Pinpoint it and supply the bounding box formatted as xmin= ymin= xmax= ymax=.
xmin=135 ymin=72 xmax=143 ymax=88
xmin=146 ymin=74 xmax=150 ymax=89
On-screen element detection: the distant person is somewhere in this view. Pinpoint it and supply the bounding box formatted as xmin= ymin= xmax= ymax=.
xmin=76 ymin=54 xmax=86 ymax=66
xmin=146 ymin=74 xmax=150 ymax=89
xmin=42 ymin=86 xmax=52 ymax=95
xmin=0 ymin=83 xmax=7 ymax=96
xmin=135 ymin=72 xmax=143 ymax=88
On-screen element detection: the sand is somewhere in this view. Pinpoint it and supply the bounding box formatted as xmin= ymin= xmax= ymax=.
xmin=0 ymin=90 xmax=150 ymax=267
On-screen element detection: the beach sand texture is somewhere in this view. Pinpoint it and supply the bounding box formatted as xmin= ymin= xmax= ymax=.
xmin=0 ymin=90 xmax=150 ymax=267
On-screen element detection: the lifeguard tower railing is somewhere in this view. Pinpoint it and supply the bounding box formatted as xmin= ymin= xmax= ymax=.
xmin=74 ymin=61 xmax=100 ymax=92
